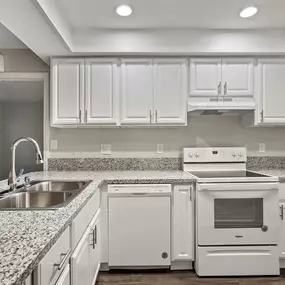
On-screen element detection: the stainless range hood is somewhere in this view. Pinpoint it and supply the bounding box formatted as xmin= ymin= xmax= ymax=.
xmin=188 ymin=97 xmax=256 ymax=115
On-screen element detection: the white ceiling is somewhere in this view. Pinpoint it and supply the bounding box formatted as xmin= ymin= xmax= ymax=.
xmin=0 ymin=22 xmax=26 ymax=49
xmin=0 ymin=82 xmax=43 ymax=103
xmin=55 ymin=0 xmax=285 ymax=30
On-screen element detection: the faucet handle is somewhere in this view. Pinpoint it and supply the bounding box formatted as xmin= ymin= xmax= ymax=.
xmin=24 ymin=176 xmax=31 ymax=186
xmin=16 ymin=169 xmax=24 ymax=182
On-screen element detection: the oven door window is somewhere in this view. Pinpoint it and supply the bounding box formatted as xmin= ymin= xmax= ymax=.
xmin=214 ymin=198 xmax=263 ymax=229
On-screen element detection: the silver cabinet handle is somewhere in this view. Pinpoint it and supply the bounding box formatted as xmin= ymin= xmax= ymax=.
xmin=155 ymin=110 xmax=158 ymax=123
xmin=189 ymin=186 xmax=192 ymax=201
xmin=224 ymin=82 xmax=228 ymax=95
xmin=260 ymin=110 xmax=264 ymax=123
xmin=54 ymin=249 xmax=71 ymax=270
xmin=89 ymin=229 xmax=95 ymax=248
xmin=79 ymin=110 xmax=82 ymax=124
xmin=94 ymin=225 xmax=97 ymax=245
xmin=281 ymin=205 xmax=284 ymax=220
xmin=218 ymin=82 xmax=221 ymax=95
xmin=85 ymin=110 xmax=87 ymax=123
xmin=89 ymin=226 xmax=97 ymax=249
xmin=149 ymin=110 xmax=152 ymax=124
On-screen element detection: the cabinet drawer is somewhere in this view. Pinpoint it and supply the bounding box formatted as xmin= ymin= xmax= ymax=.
xmin=71 ymin=189 xmax=100 ymax=248
xmin=36 ymin=227 xmax=71 ymax=285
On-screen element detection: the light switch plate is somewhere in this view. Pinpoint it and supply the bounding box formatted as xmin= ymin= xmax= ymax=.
xmin=259 ymin=143 xmax=266 ymax=153
xmin=157 ymin=143 xmax=164 ymax=154
xmin=101 ymin=144 xmax=111 ymax=155
xmin=50 ymin=139 xmax=58 ymax=150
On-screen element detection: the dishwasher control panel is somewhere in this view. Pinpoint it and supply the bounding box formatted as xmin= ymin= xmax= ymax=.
xmin=108 ymin=184 xmax=172 ymax=196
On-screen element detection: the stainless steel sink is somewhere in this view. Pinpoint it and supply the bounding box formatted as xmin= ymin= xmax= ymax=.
xmin=0 ymin=180 xmax=91 ymax=210
xmin=22 ymin=181 xmax=89 ymax=192
xmin=0 ymin=191 xmax=77 ymax=210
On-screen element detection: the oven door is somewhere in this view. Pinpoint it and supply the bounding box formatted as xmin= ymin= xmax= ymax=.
xmin=197 ymin=182 xmax=280 ymax=245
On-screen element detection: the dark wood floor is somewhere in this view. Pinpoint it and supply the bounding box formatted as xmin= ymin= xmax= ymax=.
xmin=97 ymin=270 xmax=285 ymax=285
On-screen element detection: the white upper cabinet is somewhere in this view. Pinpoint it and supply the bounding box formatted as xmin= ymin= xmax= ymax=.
xmin=51 ymin=58 xmax=84 ymax=126
xmin=120 ymin=59 xmax=154 ymax=125
xmin=85 ymin=59 xmax=119 ymax=125
xmin=190 ymin=58 xmax=222 ymax=97
xmin=222 ymin=58 xmax=254 ymax=97
xmin=189 ymin=58 xmax=255 ymax=98
xmin=257 ymin=59 xmax=285 ymax=125
xmin=51 ymin=57 xmax=188 ymax=127
xmin=154 ymin=59 xmax=187 ymax=125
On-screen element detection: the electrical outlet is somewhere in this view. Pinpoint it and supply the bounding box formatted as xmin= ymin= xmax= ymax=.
xmin=259 ymin=143 xmax=266 ymax=153
xmin=157 ymin=143 xmax=164 ymax=154
xmin=101 ymin=144 xmax=111 ymax=155
xmin=50 ymin=139 xmax=58 ymax=150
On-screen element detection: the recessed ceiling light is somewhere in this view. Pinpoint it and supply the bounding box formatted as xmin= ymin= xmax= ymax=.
xmin=116 ymin=5 xmax=132 ymax=17
xmin=240 ymin=6 xmax=258 ymax=18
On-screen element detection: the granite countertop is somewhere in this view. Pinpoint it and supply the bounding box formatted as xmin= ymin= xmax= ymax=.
xmin=0 ymin=170 xmax=196 ymax=285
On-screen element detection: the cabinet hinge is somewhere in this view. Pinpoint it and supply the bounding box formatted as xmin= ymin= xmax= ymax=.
xmin=260 ymin=110 xmax=264 ymax=123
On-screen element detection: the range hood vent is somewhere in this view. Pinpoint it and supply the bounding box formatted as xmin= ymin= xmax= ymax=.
xmin=188 ymin=98 xmax=256 ymax=115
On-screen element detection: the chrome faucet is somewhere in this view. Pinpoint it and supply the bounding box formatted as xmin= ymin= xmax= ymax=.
xmin=8 ymin=137 xmax=44 ymax=191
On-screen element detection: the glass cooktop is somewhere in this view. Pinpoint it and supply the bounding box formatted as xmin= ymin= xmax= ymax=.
xmin=189 ymin=170 xmax=270 ymax=179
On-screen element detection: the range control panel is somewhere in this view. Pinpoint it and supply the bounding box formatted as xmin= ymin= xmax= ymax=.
xmin=183 ymin=147 xmax=247 ymax=163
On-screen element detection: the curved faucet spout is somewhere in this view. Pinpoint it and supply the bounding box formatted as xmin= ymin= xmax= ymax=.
xmin=8 ymin=137 xmax=44 ymax=191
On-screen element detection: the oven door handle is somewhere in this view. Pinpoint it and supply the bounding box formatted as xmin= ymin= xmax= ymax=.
xmin=197 ymin=182 xmax=279 ymax=192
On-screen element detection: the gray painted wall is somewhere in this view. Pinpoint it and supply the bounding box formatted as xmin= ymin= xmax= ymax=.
xmin=0 ymin=49 xmax=48 ymax=72
xmin=0 ymin=101 xmax=44 ymax=180
xmin=49 ymin=115 xmax=285 ymax=157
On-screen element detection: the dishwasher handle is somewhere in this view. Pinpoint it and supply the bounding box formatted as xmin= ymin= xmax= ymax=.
xmin=130 ymin=193 xmax=149 ymax=196
xmin=108 ymin=191 xmax=172 ymax=197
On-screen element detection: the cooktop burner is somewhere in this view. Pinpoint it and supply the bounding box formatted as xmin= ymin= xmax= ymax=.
xmin=189 ymin=170 xmax=270 ymax=179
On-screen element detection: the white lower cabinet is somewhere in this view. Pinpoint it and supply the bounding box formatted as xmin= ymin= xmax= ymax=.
xmin=280 ymin=203 xmax=285 ymax=259
xmin=34 ymin=227 xmax=71 ymax=285
xmin=171 ymin=185 xmax=194 ymax=263
xmin=71 ymin=209 xmax=101 ymax=285
xmin=89 ymin=210 xmax=101 ymax=284
xmin=71 ymin=228 xmax=90 ymax=285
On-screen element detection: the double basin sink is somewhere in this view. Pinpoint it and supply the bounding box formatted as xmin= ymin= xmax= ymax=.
xmin=0 ymin=180 xmax=91 ymax=210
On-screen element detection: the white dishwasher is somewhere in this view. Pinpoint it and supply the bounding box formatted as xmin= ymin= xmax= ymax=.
xmin=108 ymin=184 xmax=171 ymax=268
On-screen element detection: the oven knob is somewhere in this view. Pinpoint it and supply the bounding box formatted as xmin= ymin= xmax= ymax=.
xmin=238 ymin=152 xmax=243 ymax=157
xmin=188 ymin=153 xmax=193 ymax=158
xmin=232 ymin=152 xmax=237 ymax=157
xmin=194 ymin=153 xmax=199 ymax=158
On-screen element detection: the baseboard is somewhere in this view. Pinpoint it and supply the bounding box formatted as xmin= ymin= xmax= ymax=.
xmin=170 ymin=261 xmax=193 ymax=270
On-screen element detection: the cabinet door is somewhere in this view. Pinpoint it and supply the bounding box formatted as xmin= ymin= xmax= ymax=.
xmin=51 ymin=58 xmax=84 ymax=126
xmin=222 ymin=58 xmax=254 ymax=97
xmin=172 ymin=185 xmax=194 ymax=261
xmin=189 ymin=58 xmax=222 ymax=97
xmin=121 ymin=59 xmax=154 ymax=125
xmin=89 ymin=210 xmax=101 ymax=285
xmin=71 ymin=229 xmax=90 ymax=285
xmin=154 ymin=59 xmax=187 ymax=125
xmin=85 ymin=59 xmax=119 ymax=125
xmin=55 ymin=264 xmax=70 ymax=285
xmin=258 ymin=59 xmax=285 ymax=125
xmin=280 ymin=203 xmax=285 ymax=258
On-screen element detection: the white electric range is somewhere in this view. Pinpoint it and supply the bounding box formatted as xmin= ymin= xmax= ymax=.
xmin=183 ymin=147 xmax=280 ymax=277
